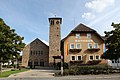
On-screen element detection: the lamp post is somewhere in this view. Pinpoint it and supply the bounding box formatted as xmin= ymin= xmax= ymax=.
xmin=61 ymin=55 xmax=63 ymax=76
xmin=13 ymin=56 xmax=17 ymax=69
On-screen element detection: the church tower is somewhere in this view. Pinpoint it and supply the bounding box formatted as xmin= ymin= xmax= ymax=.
xmin=48 ymin=17 xmax=62 ymax=66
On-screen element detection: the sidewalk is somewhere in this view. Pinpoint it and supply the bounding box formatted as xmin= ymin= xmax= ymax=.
xmin=2 ymin=68 xmax=13 ymax=72
xmin=8 ymin=69 xmax=55 ymax=78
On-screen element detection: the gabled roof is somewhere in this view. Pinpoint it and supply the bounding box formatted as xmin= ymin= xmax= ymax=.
xmin=62 ymin=23 xmax=104 ymax=42
xmin=25 ymin=38 xmax=49 ymax=47
xmin=71 ymin=23 xmax=96 ymax=32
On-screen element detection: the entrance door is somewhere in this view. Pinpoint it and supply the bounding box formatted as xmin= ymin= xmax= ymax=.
xmin=28 ymin=60 xmax=32 ymax=68
xmin=34 ymin=59 xmax=38 ymax=66
xmin=40 ymin=59 xmax=44 ymax=66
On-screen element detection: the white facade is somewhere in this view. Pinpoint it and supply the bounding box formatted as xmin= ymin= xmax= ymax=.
xmin=108 ymin=58 xmax=120 ymax=69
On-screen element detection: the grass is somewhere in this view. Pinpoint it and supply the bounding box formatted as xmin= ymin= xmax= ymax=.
xmin=0 ymin=68 xmax=29 ymax=78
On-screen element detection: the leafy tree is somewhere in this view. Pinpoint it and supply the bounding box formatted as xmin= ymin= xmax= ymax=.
xmin=101 ymin=23 xmax=120 ymax=60
xmin=0 ymin=18 xmax=25 ymax=73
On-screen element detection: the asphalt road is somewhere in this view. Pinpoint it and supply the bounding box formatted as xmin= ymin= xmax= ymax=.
xmin=0 ymin=69 xmax=120 ymax=80
xmin=0 ymin=76 xmax=120 ymax=80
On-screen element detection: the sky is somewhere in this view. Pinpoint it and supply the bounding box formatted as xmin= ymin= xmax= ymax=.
xmin=0 ymin=0 xmax=120 ymax=45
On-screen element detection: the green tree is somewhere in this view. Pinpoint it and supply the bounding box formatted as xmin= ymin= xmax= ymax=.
xmin=0 ymin=18 xmax=25 ymax=73
xmin=101 ymin=23 xmax=120 ymax=60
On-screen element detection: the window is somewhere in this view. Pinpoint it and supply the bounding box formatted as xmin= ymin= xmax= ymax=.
xmin=94 ymin=43 xmax=98 ymax=48
xmin=33 ymin=51 xmax=35 ymax=55
xmin=76 ymin=34 xmax=80 ymax=38
xmin=77 ymin=56 xmax=82 ymax=60
xmin=36 ymin=51 xmax=37 ymax=55
xmin=76 ymin=44 xmax=81 ymax=49
xmin=39 ymin=51 xmax=41 ymax=55
xmin=87 ymin=33 xmax=91 ymax=38
xmin=34 ymin=59 xmax=38 ymax=66
xmin=30 ymin=50 xmax=32 ymax=55
xmin=71 ymin=55 xmax=76 ymax=60
xmin=41 ymin=51 xmax=43 ymax=55
xmin=88 ymin=43 xmax=92 ymax=49
xmin=96 ymin=55 xmax=100 ymax=60
xmin=50 ymin=20 xmax=54 ymax=25
xmin=89 ymin=55 xmax=93 ymax=60
xmin=70 ymin=43 xmax=75 ymax=49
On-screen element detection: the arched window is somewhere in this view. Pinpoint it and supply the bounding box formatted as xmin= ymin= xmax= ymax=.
xmin=34 ymin=59 xmax=38 ymax=66
xmin=28 ymin=59 xmax=32 ymax=66
xmin=40 ymin=59 xmax=44 ymax=66
xmin=30 ymin=50 xmax=32 ymax=55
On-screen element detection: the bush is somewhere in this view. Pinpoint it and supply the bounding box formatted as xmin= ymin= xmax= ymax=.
xmin=54 ymin=64 xmax=120 ymax=76
xmin=56 ymin=62 xmax=68 ymax=70
xmin=62 ymin=65 xmax=113 ymax=76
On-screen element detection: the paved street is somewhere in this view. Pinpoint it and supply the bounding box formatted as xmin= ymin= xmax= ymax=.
xmin=0 ymin=69 xmax=120 ymax=80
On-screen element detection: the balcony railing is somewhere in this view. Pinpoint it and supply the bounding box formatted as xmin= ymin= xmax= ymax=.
xmin=69 ymin=49 xmax=82 ymax=52
xmin=87 ymin=60 xmax=101 ymax=65
xmin=70 ymin=60 xmax=83 ymax=65
xmin=88 ymin=48 xmax=100 ymax=52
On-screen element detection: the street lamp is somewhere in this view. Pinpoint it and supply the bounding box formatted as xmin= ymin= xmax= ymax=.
xmin=13 ymin=56 xmax=17 ymax=69
xmin=61 ymin=55 xmax=63 ymax=76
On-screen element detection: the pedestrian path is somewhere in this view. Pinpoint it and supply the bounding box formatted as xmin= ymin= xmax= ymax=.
xmin=8 ymin=69 xmax=55 ymax=78
xmin=2 ymin=68 xmax=13 ymax=72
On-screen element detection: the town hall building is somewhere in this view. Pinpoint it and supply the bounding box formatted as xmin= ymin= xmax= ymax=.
xmin=22 ymin=17 xmax=107 ymax=68
xmin=61 ymin=23 xmax=107 ymax=66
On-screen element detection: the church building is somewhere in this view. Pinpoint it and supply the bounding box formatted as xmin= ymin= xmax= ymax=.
xmin=22 ymin=38 xmax=49 ymax=68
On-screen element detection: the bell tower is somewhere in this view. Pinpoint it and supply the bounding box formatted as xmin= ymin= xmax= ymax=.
xmin=48 ymin=17 xmax=62 ymax=66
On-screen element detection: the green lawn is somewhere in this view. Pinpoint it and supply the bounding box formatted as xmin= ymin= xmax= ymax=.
xmin=0 ymin=69 xmax=29 ymax=78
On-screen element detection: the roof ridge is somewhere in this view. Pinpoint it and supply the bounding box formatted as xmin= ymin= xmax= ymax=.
xmin=72 ymin=23 xmax=96 ymax=32
xmin=26 ymin=38 xmax=49 ymax=47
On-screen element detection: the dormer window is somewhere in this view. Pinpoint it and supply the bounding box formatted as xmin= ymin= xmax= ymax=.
xmin=76 ymin=44 xmax=81 ymax=49
xmin=70 ymin=43 xmax=75 ymax=49
xmin=94 ymin=43 xmax=98 ymax=48
xmin=88 ymin=43 xmax=92 ymax=49
xmin=76 ymin=34 xmax=80 ymax=38
xmin=87 ymin=33 xmax=91 ymax=38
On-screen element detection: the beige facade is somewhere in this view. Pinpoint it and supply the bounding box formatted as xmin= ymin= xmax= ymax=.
xmin=49 ymin=18 xmax=62 ymax=66
xmin=62 ymin=24 xmax=107 ymax=65
xmin=22 ymin=38 xmax=49 ymax=68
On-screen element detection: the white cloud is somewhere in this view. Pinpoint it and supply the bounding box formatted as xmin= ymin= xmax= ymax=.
xmin=82 ymin=12 xmax=95 ymax=20
xmin=85 ymin=0 xmax=115 ymax=12
xmin=88 ymin=6 xmax=120 ymax=26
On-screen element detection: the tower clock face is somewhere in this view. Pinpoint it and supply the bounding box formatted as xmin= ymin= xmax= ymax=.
xmin=56 ymin=21 xmax=59 ymax=24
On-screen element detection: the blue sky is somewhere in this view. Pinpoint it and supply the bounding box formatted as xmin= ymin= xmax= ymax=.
xmin=0 ymin=0 xmax=120 ymax=45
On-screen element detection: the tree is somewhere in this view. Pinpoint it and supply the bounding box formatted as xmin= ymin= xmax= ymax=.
xmin=0 ymin=18 xmax=25 ymax=73
xmin=101 ymin=22 xmax=120 ymax=60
